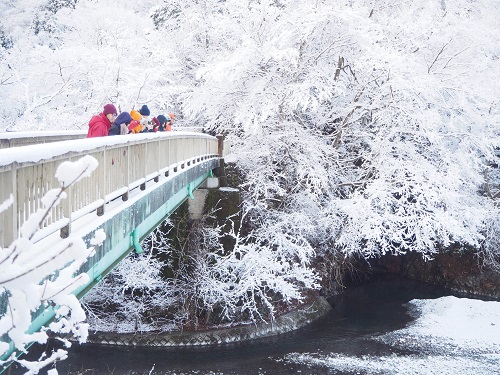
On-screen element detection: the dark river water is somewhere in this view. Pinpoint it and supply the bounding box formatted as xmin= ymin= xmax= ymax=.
xmin=12 ymin=277 xmax=456 ymax=374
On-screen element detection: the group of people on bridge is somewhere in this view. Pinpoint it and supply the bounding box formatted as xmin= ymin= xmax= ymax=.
xmin=86 ymin=103 xmax=175 ymax=138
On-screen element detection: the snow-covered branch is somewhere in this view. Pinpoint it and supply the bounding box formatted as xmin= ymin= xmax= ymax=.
xmin=0 ymin=156 xmax=104 ymax=374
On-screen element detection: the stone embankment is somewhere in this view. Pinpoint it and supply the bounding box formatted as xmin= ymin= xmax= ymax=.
xmin=370 ymin=251 xmax=500 ymax=299
xmin=86 ymin=297 xmax=332 ymax=347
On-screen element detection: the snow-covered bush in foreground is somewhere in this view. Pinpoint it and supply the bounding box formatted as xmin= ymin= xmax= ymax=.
xmin=0 ymin=155 xmax=104 ymax=374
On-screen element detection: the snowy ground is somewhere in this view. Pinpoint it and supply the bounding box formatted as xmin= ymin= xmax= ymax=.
xmin=282 ymin=296 xmax=500 ymax=374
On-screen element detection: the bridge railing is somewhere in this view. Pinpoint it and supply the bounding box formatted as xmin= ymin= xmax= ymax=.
xmin=0 ymin=130 xmax=88 ymax=149
xmin=0 ymin=132 xmax=220 ymax=248
xmin=0 ymin=128 xmax=206 ymax=149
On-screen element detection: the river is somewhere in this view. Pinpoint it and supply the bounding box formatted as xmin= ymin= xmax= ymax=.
xmin=11 ymin=276 xmax=492 ymax=374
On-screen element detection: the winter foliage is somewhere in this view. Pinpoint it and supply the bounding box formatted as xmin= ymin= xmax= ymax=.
xmin=82 ymin=224 xmax=184 ymax=333
xmin=84 ymin=207 xmax=318 ymax=332
xmin=0 ymin=0 xmax=499 ymax=353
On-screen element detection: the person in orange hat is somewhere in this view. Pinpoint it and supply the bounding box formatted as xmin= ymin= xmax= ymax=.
xmin=166 ymin=113 xmax=175 ymax=131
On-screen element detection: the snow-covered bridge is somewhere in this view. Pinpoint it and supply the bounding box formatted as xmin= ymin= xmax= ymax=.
xmin=0 ymin=131 xmax=224 ymax=361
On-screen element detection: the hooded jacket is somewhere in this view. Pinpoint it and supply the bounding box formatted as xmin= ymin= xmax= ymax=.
xmin=87 ymin=113 xmax=112 ymax=138
xmin=109 ymin=112 xmax=132 ymax=135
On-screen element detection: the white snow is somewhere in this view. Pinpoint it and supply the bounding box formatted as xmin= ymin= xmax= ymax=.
xmin=54 ymin=154 xmax=99 ymax=187
xmin=381 ymin=296 xmax=500 ymax=353
xmin=283 ymin=296 xmax=500 ymax=374
xmin=218 ymin=187 xmax=239 ymax=192
xmin=0 ymin=0 xmax=499 ymax=373
xmin=0 ymin=130 xmax=87 ymax=139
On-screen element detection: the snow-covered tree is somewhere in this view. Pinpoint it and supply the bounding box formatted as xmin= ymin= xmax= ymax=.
xmin=82 ymin=220 xmax=186 ymax=333
xmin=84 ymin=202 xmax=318 ymax=332
xmin=178 ymin=0 xmax=500 ymax=268
xmin=1 ymin=0 xmax=499 ymax=339
xmin=0 ymin=0 xmax=182 ymax=131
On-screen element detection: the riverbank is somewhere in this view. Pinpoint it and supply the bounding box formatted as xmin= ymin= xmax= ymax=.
xmin=85 ymin=296 xmax=332 ymax=347
xmin=361 ymin=251 xmax=500 ymax=300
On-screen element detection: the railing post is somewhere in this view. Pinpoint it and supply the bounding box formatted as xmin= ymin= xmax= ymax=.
xmin=180 ymin=138 xmax=185 ymax=169
xmin=140 ymin=142 xmax=147 ymax=190
xmin=11 ymin=170 xmax=17 ymax=245
xmin=123 ymin=146 xmax=130 ymax=201
xmin=97 ymin=148 xmax=106 ymax=216
xmin=214 ymin=135 xmax=227 ymax=187
xmin=145 ymin=140 xmax=148 ymax=183
xmin=175 ymin=138 xmax=180 ymax=172
xmin=60 ymin=158 xmax=72 ymax=238
xmin=165 ymin=138 xmax=170 ymax=177
xmin=217 ymin=135 xmax=224 ymax=157
xmin=155 ymin=140 xmax=160 ymax=183
xmin=1 ymin=170 xmax=18 ymax=247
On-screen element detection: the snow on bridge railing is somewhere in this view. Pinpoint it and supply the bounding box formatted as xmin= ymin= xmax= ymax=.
xmin=0 ymin=127 xmax=206 ymax=149
xmin=0 ymin=132 xmax=220 ymax=248
xmin=0 ymin=130 xmax=88 ymax=149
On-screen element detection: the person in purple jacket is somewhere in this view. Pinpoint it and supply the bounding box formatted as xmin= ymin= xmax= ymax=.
xmin=108 ymin=112 xmax=132 ymax=135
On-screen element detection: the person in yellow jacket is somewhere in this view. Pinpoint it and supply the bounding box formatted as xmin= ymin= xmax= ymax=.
xmin=128 ymin=109 xmax=143 ymax=134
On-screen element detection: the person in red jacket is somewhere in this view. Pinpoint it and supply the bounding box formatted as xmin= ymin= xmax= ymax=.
xmin=86 ymin=103 xmax=117 ymax=138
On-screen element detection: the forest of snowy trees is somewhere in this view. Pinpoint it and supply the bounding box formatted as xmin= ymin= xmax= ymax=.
xmin=1 ymin=0 xmax=499 ymax=370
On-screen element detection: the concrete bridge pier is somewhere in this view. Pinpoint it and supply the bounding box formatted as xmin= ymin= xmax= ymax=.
xmin=188 ymin=135 xmax=240 ymax=226
xmin=188 ymin=189 xmax=210 ymax=220
xmin=187 ymin=175 xmax=241 ymax=253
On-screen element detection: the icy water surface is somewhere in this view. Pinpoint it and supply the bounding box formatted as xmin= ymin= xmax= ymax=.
xmin=12 ymin=277 xmax=499 ymax=374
